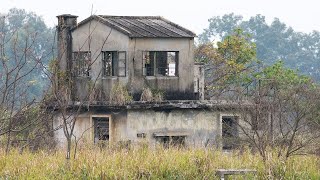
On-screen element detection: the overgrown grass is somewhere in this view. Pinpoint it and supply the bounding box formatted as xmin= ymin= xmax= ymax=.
xmin=0 ymin=146 xmax=319 ymax=179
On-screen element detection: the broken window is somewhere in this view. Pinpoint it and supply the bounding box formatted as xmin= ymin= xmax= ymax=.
xmin=102 ymin=51 xmax=126 ymax=77
xmin=155 ymin=135 xmax=186 ymax=148
xmin=93 ymin=117 xmax=109 ymax=143
xmin=73 ymin=51 xmax=91 ymax=77
xmin=222 ymin=116 xmax=239 ymax=150
xmin=143 ymin=51 xmax=178 ymax=76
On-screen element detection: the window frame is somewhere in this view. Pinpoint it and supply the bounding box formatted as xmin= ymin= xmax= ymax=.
xmin=142 ymin=51 xmax=179 ymax=77
xmin=221 ymin=115 xmax=239 ymax=150
xmin=154 ymin=135 xmax=186 ymax=148
xmin=118 ymin=51 xmax=126 ymax=77
xmin=72 ymin=51 xmax=91 ymax=77
xmin=101 ymin=51 xmax=127 ymax=77
xmin=90 ymin=115 xmax=113 ymax=144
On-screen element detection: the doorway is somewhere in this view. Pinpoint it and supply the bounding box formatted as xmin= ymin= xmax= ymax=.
xmin=222 ymin=116 xmax=239 ymax=150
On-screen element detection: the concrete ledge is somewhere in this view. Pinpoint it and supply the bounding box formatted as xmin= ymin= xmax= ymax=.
xmin=46 ymin=100 xmax=254 ymax=111
xmin=216 ymin=169 xmax=257 ymax=180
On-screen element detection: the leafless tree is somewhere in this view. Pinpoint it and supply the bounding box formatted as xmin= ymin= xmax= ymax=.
xmin=232 ymin=78 xmax=320 ymax=162
xmin=47 ymin=14 xmax=114 ymax=161
xmin=0 ymin=14 xmax=54 ymax=153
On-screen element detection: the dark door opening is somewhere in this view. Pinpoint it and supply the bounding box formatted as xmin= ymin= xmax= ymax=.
xmin=93 ymin=117 xmax=109 ymax=143
xmin=222 ymin=116 xmax=239 ymax=150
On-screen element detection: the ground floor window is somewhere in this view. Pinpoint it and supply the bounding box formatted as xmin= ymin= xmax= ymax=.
xmin=222 ymin=116 xmax=239 ymax=150
xmin=93 ymin=117 xmax=110 ymax=143
xmin=155 ymin=135 xmax=186 ymax=148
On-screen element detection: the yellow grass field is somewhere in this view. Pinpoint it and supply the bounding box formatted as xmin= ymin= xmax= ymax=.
xmin=0 ymin=146 xmax=319 ymax=179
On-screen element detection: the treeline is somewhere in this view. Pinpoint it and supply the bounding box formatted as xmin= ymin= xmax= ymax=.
xmin=0 ymin=8 xmax=55 ymax=100
xmin=0 ymin=8 xmax=55 ymax=153
xmin=198 ymin=13 xmax=320 ymax=81
xmin=0 ymin=9 xmax=319 ymax=178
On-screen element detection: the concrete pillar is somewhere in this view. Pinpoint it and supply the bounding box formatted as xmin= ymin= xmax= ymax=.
xmin=56 ymin=14 xmax=78 ymax=73
xmin=194 ymin=62 xmax=205 ymax=100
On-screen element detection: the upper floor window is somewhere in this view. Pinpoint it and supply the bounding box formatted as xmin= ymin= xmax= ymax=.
xmin=143 ymin=51 xmax=178 ymax=77
xmin=73 ymin=51 xmax=91 ymax=77
xmin=102 ymin=51 xmax=126 ymax=77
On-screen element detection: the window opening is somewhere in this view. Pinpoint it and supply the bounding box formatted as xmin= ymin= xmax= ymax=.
xmin=73 ymin=51 xmax=91 ymax=77
xmin=93 ymin=117 xmax=109 ymax=143
xmin=155 ymin=135 xmax=186 ymax=148
xmin=222 ymin=116 xmax=239 ymax=150
xmin=102 ymin=51 xmax=126 ymax=77
xmin=143 ymin=51 xmax=178 ymax=76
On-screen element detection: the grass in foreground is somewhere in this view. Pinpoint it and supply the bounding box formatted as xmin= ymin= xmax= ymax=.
xmin=0 ymin=146 xmax=319 ymax=179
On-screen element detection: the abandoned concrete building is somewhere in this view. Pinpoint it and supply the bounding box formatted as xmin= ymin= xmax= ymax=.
xmin=53 ymin=14 xmax=248 ymax=149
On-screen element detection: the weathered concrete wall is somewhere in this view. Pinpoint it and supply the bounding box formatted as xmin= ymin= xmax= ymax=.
xmin=125 ymin=109 xmax=219 ymax=148
xmin=72 ymin=19 xmax=130 ymax=79
xmin=53 ymin=112 xmax=92 ymax=147
xmin=129 ymin=38 xmax=195 ymax=100
xmin=53 ymin=110 xmax=129 ymax=147
xmin=57 ymin=15 xmax=77 ymax=73
xmin=71 ymin=19 xmax=130 ymax=100
xmin=53 ymin=109 xmax=238 ymax=148
xmin=71 ymin=19 xmax=196 ymax=101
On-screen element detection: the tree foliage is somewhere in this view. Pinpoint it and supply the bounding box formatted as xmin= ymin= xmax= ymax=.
xmin=198 ymin=25 xmax=320 ymax=160
xmin=243 ymin=61 xmax=320 ymax=161
xmin=0 ymin=8 xmax=55 ymax=99
xmin=197 ymin=29 xmax=258 ymax=98
xmin=0 ymin=8 xmax=55 ymax=153
xmin=199 ymin=13 xmax=320 ymax=81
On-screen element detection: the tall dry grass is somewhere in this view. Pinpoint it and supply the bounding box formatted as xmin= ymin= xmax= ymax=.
xmin=0 ymin=146 xmax=319 ymax=179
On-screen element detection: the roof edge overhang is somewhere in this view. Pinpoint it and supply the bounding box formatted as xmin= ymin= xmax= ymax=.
xmin=71 ymin=15 xmax=196 ymax=38
xmin=71 ymin=15 xmax=132 ymax=36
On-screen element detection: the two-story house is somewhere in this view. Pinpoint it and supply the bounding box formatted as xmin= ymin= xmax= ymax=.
xmin=53 ymin=14 xmax=245 ymax=148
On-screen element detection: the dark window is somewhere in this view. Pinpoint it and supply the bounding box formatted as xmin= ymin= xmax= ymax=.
xmin=93 ymin=117 xmax=109 ymax=143
xmin=143 ymin=51 xmax=178 ymax=76
xmin=137 ymin=133 xmax=146 ymax=138
xmin=73 ymin=51 xmax=91 ymax=77
xmin=222 ymin=116 xmax=239 ymax=150
xmin=102 ymin=51 xmax=126 ymax=77
xmin=155 ymin=135 xmax=186 ymax=148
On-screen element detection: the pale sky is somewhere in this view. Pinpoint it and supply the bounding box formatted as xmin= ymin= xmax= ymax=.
xmin=1 ymin=0 xmax=320 ymax=34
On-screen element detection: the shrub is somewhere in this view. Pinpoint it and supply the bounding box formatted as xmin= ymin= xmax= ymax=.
xmin=110 ymin=82 xmax=132 ymax=105
xmin=140 ymin=87 xmax=164 ymax=102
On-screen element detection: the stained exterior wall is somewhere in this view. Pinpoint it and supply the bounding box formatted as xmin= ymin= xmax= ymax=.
xmin=71 ymin=20 xmax=130 ymax=100
xmin=54 ymin=16 xmax=234 ymax=149
xmin=70 ymin=19 xmax=196 ymax=101
xmin=126 ymin=109 xmax=220 ymax=147
xmin=53 ymin=108 xmax=250 ymax=148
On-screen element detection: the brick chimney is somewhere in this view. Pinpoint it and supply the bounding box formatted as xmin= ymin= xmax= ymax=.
xmin=56 ymin=14 xmax=78 ymax=74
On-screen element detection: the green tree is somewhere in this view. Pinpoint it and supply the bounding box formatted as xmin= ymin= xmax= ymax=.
xmin=241 ymin=61 xmax=320 ymax=162
xmin=1 ymin=8 xmax=55 ymax=99
xmin=196 ymin=29 xmax=258 ymax=99
xmin=199 ymin=14 xmax=320 ymax=81
xmin=0 ymin=8 xmax=55 ymax=153
xmin=198 ymin=28 xmax=320 ymax=161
